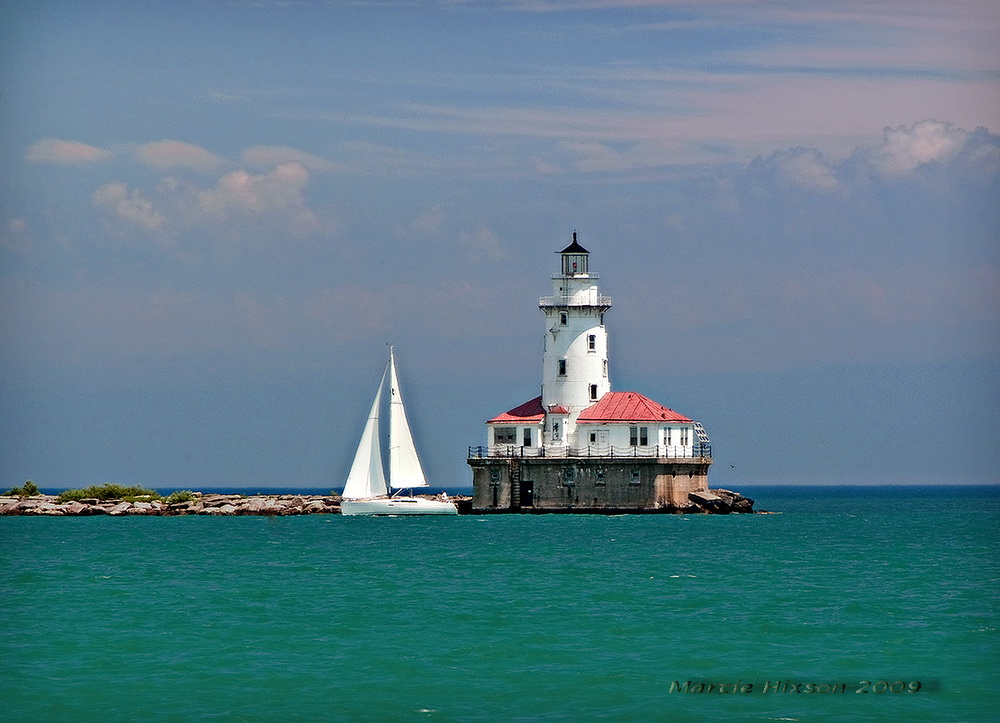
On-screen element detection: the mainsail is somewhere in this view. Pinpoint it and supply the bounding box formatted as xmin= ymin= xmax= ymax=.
xmin=387 ymin=348 xmax=428 ymax=489
xmin=341 ymin=364 xmax=389 ymax=499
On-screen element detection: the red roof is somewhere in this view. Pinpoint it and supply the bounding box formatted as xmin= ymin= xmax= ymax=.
xmin=488 ymin=396 xmax=545 ymax=424
xmin=577 ymin=392 xmax=692 ymax=423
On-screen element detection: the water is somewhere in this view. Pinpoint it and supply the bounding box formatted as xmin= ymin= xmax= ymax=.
xmin=2 ymin=486 xmax=998 ymax=721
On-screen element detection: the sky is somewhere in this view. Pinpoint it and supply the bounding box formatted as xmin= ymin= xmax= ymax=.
xmin=1 ymin=0 xmax=998 ymax=491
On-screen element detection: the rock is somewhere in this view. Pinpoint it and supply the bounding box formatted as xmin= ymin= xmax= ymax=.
xmin=61 ymin=501 xmax=87 ymax=515
xmin=33 ymin=502 xmax=64 ymax=515
xmin=240 ymin=497 xmax=269 ymax=514
xmin=108 ymin=502 xmax=132 ymax=515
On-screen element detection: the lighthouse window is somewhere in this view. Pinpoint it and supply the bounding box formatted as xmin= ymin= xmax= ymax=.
xmin=523 ymin=428 xmax=532 ymax=446
xmin=629 ymin=426 xmax=638 ymax=446
xmin=681 ymin=428 xmax=689 ymax=446
xmin=552 ymin=421 xmax=561 ymax=441
xmin=494 ymin=427 xmax=516 ymax=445
xmin=640 ymin=427 xmax=649 ymax=446
xmin=560 ymin=312 xmax=567 ymax=326
xmin=603 ymin=359 xmax=608 ymax=377
xmin=590 ymin=384 xmax=598 ymax=400
xmin=558 ymin=359 xmax=567 ymax=376
xmin=588 ymin=334 xmax=596 ymax=350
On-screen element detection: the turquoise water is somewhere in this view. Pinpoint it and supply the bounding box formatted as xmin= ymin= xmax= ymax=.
xmin=3 ymin=486 xmax=998 ymax=721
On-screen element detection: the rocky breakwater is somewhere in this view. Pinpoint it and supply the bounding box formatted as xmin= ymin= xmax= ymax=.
xmin=687 ymin=488 xmax=756 ymax=513
xmin=0 ymin=493 xmax=343 ymax=517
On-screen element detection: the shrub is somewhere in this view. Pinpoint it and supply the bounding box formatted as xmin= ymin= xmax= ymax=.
xmin=57 ymin=483 xmax=161 ymax=503
xmin=7 ymin=481 xmax=40 ymax=497
xmin=164 ymin=490 xmax=196 ymax=504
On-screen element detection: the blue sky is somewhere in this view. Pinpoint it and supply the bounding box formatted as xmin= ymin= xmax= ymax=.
xmin=1 ymin=0 xmax=998 ymax=490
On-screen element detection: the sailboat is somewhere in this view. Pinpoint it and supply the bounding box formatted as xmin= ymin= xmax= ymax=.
xmin=340 ymin=348 xmax=458 ymax=516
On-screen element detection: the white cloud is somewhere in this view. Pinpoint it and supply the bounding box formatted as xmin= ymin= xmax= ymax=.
xmin=92 ymin=182 xmax=165 ymax=232
xmin=774 ymin=148 xmax=840 ymax=190
xmin=240 ymin=145 xmax=343 ymax=173
xmin=196 ymin=162 xmax=321 ymax=236
xmin=135 ymin=140 xmax=228 ymax=173
xmin=26 ymin=138 xmax=111 ymax=164
xmin=860 ymin=119 xmax=970 ymax=176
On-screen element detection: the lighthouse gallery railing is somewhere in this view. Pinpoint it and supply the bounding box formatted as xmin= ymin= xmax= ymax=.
xmin=468 ymin=443 xmax=712 ymax=460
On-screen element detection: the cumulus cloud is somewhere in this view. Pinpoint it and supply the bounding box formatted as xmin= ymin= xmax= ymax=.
xmin=773 ymin=148 xmax=840 ymax=190
xmin=240 ymin=145 xmax=343 ymax=173
xmin=860 ymin=119 xmax=969 ymax=176
xmin=196 ymin=162 xmax=321 ymax=236
xmin=135 ymin=140 xmax=228 ymax=173
xmin=26 ymin=138 xmax=111 ymax=164
xmin=92 ymin=182 xmax=165 ymax=232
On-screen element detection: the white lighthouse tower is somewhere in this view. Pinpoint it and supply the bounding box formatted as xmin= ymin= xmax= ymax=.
xmin=539 ymin=233 xmax=611 ymax=446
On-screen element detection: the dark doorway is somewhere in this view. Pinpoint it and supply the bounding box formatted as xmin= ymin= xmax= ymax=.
xmin=520 ymin=481 xmax=534 ymax=507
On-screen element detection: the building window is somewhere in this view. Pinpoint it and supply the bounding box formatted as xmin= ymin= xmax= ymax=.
xmin=590 ymin=384 xmax=598 ymax=400
xmin=630 ymin=469 xmax=641 ymax=485
xmin=640 ymin=427 xmax=648 ymax=446
xmin=523 ymin=428 xmax=532 ymax=447
xmin=588 ymin=334 xmax=596 ymax=351
xmin=666 ymin=427 xmax=672 ymax=445
xmin=494 ymin=427 xmax=516 ymax=445
xmin=681 ymin=428 xmax=689 ymax=446
xmin=560 ymin=312 xmax=567 ymax=326
xmin=629 ymin=426 xmax=638 ymax=446
xmin=563 ymin=467 xmax=575 ymax=485
xmin=552 ymin=421 xmax=561 ymax=441
xmin=490 ymin=469 xmax=501 ymax=485
xmin=595 ymin=469 xmax=606 ymax=486
xmin=558 ymin=359 xmax=567 ymax=376
xmin=600 ymin=312 xmax=605 ymax=326
xmin=603 ymin=359 xmax=608 ymax=377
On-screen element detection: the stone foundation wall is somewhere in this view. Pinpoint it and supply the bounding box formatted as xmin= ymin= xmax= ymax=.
xmin=469 ymin=457 xmax=711 ymax=511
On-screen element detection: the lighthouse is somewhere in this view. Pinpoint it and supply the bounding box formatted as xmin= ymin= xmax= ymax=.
xmin=539 ymin=233 xmax=611 ymax=446
xmin=468 ymin=233 xmax=716 ymax=512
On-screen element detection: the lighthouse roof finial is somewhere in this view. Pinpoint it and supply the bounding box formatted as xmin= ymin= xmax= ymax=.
xmin=559 ymin=230 xmax=589 ymax=255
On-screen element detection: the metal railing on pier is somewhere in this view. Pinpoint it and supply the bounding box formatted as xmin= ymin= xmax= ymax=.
xmin=468 ymin=444 xmax=712 ymax=460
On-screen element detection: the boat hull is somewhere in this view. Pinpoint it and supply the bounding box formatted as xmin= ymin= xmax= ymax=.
xmin=340 ymin=496 xmax=458 ymax=516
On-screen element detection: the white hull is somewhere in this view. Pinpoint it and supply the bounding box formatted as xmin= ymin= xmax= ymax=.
xmin=341 ymin=496 xmax=458 ymax=516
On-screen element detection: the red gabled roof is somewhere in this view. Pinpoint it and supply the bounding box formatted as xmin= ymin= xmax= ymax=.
xmin=577 ymin=391 xmax=692 ymax=423
xmin=488 ymin=396 xmax=545 ymax=424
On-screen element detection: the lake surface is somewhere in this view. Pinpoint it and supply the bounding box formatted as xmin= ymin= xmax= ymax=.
xmin=2 ymin=485 xmax=998 ymax=721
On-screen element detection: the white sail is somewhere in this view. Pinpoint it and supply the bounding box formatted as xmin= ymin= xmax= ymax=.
xmin=387 ymin=347 xmax=428 ymax=489
xmin=341 ymin=364 xmax=389 ymax=499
